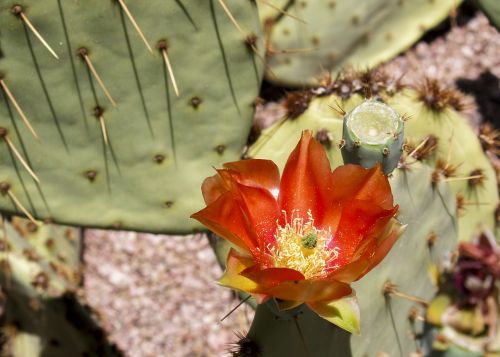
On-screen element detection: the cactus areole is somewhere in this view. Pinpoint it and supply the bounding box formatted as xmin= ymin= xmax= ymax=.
xmin=191 ymin=131 xmax=405 ymax=333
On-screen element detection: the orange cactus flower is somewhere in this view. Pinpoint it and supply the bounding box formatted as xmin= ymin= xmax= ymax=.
xmin=191 ymin=131 xmax=404 ymax=333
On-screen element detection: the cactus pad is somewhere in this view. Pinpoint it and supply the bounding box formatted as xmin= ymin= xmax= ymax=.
xmin=0 ymin=0 xmax=264 ymax=233
xmin=0 ymin=217 xmax=120 ymax=356
xmin=263 ymin=0 xmax=461 ymax=86
xmin=0 ymin=217 xmax=81 ymax=298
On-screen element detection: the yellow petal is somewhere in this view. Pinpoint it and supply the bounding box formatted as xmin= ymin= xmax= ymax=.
xmin=218 ymin=248 xmax=259 ymax=293
xmin=426 ymin=294 xmax=452 ymax=327
xmin=308 ymin=293 xmax=361 ymax=335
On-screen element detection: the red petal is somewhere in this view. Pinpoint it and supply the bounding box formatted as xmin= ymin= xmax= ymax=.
xmin=327 ymin=199 xmax=397 ymax=266
xmin=320 ymin=164 xmax=394 ymax=232
xmin=201 ymin=174 xmax=227 ymax=205
xmin=200 ymin=159 xmax=280 ymax=205
xmin=224 ymin=159 xmax=280 ymax=195
xmin=359 ymin=218 xmax=404 ymax=276
xmin=234 ymin=183 xmax=280 ymax=252
xmin=329 ymin=164 xmax=394 ymax=209
xmin=318 ymin=202 xmax=342 ymax=233
xmin=241 ymin=266 xmax=305 ymax=287
xmin=330 ymin=218 xmax=404 ymax=283
xmin=191 ymin=192 xmax=258 ymax=255
xmin=219 ymin=250 xmax=304 ymax=300
xmin=266 ymin=279 xmax=352 ymax=302
xmin=279 ymin=131 xmax=332 ymax=223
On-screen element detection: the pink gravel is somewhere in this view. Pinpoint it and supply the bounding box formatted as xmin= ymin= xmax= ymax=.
xmin=84 ymin=231 xmax=253 ymax=357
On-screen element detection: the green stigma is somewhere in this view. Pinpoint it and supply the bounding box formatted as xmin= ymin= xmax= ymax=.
xmin=301 ymin=233 xmax=318 ymax=249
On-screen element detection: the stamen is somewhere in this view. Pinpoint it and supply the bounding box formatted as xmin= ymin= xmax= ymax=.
xmin=269 ymin=210 xmax=338 ymax=279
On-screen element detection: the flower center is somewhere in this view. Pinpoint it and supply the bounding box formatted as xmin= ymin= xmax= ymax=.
xmin=269 ymin=210 xmax=339 ymax=279
xmin=301 ymin=233 xmax=318 ymax=249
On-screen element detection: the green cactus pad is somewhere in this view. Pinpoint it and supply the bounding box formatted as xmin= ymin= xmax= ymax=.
xmin=477 ymin=0 xmax=500 ymax=29
xmin=247 ymin=89 xmax=497 ymax=242
xmin=341 ymin=100 xmax=404 ymax=174
xmin=388 ymin=91 xmax=497 ymax=243
xmin=263 ymin=0 xmax=461 ymax=86
xmin=0 ymin=0 xmax=264 ymax=233
xmin=0 ymin=217 xmax=81 ymax=299
xmin=0 ymin=217 xmax=120 ymax=356
xmin=247 ymin=303 xmax=353 ymax=356
xmin=257 ymin=0 xmax=290 ymax=25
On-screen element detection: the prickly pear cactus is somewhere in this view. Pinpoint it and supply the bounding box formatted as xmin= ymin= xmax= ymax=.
xmin=248 ymin=83 xmax=497 ymax=242
xmin=221 ymin=161 xmax=457 ymax=356
xmin=0 ymin=216 xmax=81 ymax=298
xmin=388 ymin=89 xmax=497 ymax=243
xmin=262 ymin=0 xmax=461 ymax=86
xmin=0 ymin=0 xmax=264 ymax=233
xmin=0 ymin=216 xmax=120 ymax=356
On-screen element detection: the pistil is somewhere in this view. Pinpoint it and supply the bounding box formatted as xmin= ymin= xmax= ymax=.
xmin=269 ymin=210 xmax=339 ymax=279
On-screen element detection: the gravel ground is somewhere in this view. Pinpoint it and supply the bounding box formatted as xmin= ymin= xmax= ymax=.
xmin=383 ymin=13 xmax=500 ymax=86
xmin=84 ymin=10 xmax=500 ymax=357
xmin=84 ymin=231 xmax=252 ymax=357
xmin=381 ymin=12 xmax=500 ymax=126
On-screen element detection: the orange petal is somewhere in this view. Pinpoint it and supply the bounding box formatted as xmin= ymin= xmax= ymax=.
xmin=265 ymin=278 xmax=352 ymax=302
xmin=276 ymin=299 xmax=303 ymax=310
xmin=191 ymin=192 xmax=258 ymax=255
xmin=330 ymin=218 xmax=405 ymax=283
xmin=252 ymin=293 xmax=271 ymax=304
xmin=241 ymin=265 xmax=305 ymax=287
xmin=196 ymin=165 xmax=281 ymax=258
xmin=224 ymin=159 xmax=280 ymax=195
xmin=201 ymin=173 xmax=227 ymax=205
xmin=357 ymin=218 xmax=405 ymax=278
xmin=233 ymin=183 xmax=280 ymax=252
xmin=320 ymin=164 xmax=394 ymax=232
xmin=327 ymin=199 xmax=397 ymax=266
xmin=353 ymin=164 xmax=394 ymax=209
xmin=329 ymin=164 xmax=394 ymax=210
xmin=279 ymin=131 xmax=332 ymax=222
xmin=319 ymin=202 xmax=342 ymax=233
xmin=201 ymin=159 xmax=280 ymax=205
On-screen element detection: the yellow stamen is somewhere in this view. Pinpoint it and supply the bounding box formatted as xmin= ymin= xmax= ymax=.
xmin=269 ymin=210 xmax=339 ymax=279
